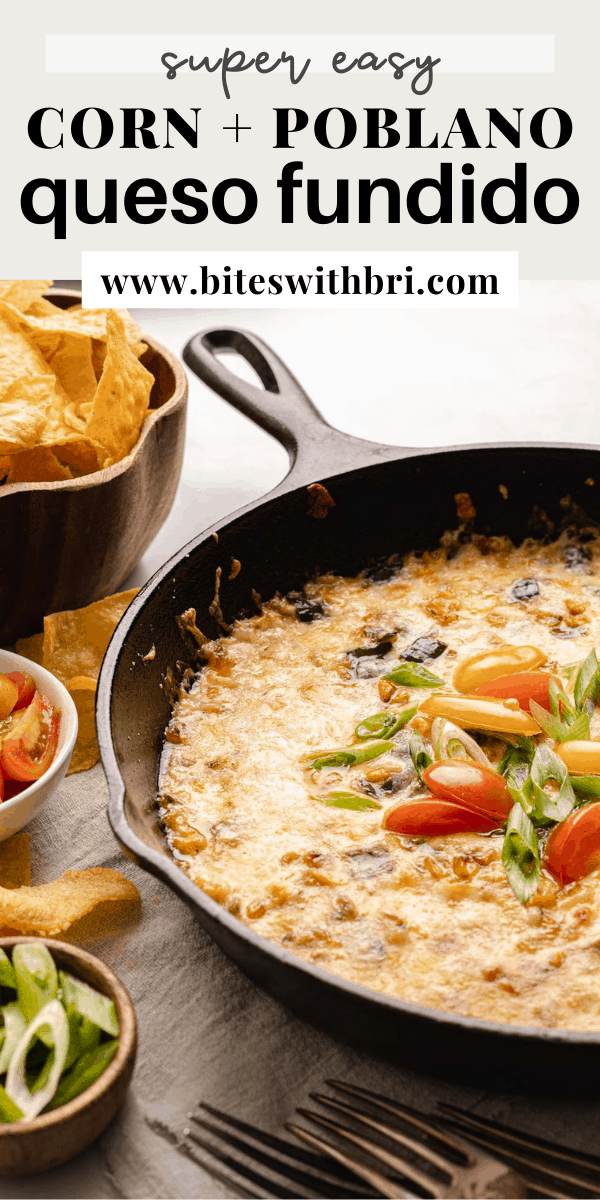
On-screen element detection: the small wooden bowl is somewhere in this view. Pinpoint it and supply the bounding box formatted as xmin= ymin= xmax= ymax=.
xmin=0 ymin=290 xmax=188 ymax=643
xmin=0 ymin=938 xmax=137 ymax=1176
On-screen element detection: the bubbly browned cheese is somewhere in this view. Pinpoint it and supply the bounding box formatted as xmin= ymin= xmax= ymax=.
xmin=159 ymin=530 xmax=600 ymax=1030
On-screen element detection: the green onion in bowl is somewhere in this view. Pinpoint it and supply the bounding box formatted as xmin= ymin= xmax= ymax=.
xmin=0 ymin=944 xmax=119 ymax=1122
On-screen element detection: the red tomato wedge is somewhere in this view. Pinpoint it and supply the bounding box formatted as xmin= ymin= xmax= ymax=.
xmin=545 ymin=802 xmax=600 ymax=886
xmin=473 ymin=672 xmax=559 ymax=713
xmin=3 ymin=777 xmax=31 ymax=802
xmin=383 ymin=796 xmax=497 ymax=836
xmin=0 ymin=691 xmax=60 ymax=783
xmin=0 ymin=674 xmax=18 ymax=721
xmin=5 ymin=671 xmax=36 ymax=712
xmin=422 ymin=759 xmax=513 ymax=823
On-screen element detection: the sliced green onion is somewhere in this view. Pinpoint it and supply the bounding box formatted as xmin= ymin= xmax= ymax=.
xmin=410 ymin=732 xmax=433 ymax=777
xmin=506 ymin=772 xmax=534 ymax=817
xmin=62 ymin=1005 xmax=82 ymax=1072
xmin=310 ymin=792 xmax=380 ymax=811
xmin=562 ymin=710 xmax=591 ymax=741
xmin=13 ymin=944 xmax=58 ymax=1048
xmin=499 ymin=745 xmax=523 ymax=776
xmin=59 ymin=973 xmax=119 ymax=1039
xmin=383 ymin=664 xmax=445 ymax=688
xmin=5 ymin=1000 xmax=69 ymax=1121
xmin=561 ymin=662 xmax=579 ymax=680
xmin=529 ymin=700 xmax=589 ymax=744
xmin=0 ymin=950 xmax=16 ymax=992
xmin=0 ymin=1083 xmax=23 ymax=1123
xmin=355 ymin=705 xmax=417 ymax=741
xmin=30 ymin=1047 xmax=56 ymax=1096
xmin=430 ymin=719 xmax=492 ymax=767
xmin=46 ymin=1039 xmax=119 ymax=1112
xmin=355 ymin=712 xmax=394 ymax=740
xmin=498 ymin=735 xmax=536 ymax=777
xmin=502 ymin=803 xmax=540 ymax=905
xmin=570 ymin=775 xmax=600 ymax=799
xmin=77 ymin=1015 xmax=101 ymax=1057
xmin=528 ymin=744 xmax=575 ymax=824
xmin=0 ymin=1004 xmax=26 ymax=1074
xmin=310 ymin=741 xmax=394 ymax=771
xmin=574 ymin=649 xmax=600 ymax=711
xmin=548 ymin=677 xmax=567 ymax=720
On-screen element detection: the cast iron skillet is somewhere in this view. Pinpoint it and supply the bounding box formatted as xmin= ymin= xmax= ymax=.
xmin=99 ymin=327 xmax=600 ymax=1092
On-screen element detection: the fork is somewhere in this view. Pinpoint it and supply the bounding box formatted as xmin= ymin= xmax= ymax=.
xmin=180 ymin=1079 xmax=600 ymax=1199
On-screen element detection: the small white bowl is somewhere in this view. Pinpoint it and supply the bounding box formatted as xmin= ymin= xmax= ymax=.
xmin=0 ymin=650 xmax=78 ymax=841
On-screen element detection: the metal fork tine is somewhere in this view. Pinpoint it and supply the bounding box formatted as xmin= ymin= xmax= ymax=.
xmin=324 ymin=1087 xmax=589 ymax=1199
xmin=287 ymin=1120 xmax=418 ymax=1200
xmin=439 ymin=1102 xmax=600 ymax=1173
xmin=190 ymin=1115 xmax=369 ymax=1200
xmin=185 ymin=1128 xmax=298 ymax=1199
xmin=325 ymin=1080 xmax=471 ymax=1163
xmin=312 ymin=1091 xmax=457 ymax=1180
xmin=181 ymin=1136 xmax=268 ymax=1199
xmin=296 ymin=1106 xmax=442 ymax=1198
xmin=438 ymin=1115 xmax=600 ymax=1198
xmin=196 ymin=1103 xmax=365 ymax=1186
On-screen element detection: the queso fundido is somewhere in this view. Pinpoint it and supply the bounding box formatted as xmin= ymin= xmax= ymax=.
xmin=159 ymin=523 xmax=600 ymax=1031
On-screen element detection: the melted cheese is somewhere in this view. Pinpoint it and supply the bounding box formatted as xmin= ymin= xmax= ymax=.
xmin=160 ymin=531 xmax=600 ymax=1030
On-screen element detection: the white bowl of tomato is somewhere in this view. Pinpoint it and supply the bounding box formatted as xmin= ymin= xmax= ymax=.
xmin=0 ymin=651 xmax=78 ymax=841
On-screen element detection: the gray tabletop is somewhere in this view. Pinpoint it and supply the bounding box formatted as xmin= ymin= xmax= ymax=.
xmin=4 ymin=282 xmax=600 ymax=1198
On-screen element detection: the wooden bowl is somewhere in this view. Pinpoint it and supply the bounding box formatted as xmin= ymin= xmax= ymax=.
xmin=0 ymin=290 xmax=188 ymax=643
xmin=0 ymin=937 xmax=137 ymax=1176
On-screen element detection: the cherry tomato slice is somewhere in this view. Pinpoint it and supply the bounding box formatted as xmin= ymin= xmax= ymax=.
xmin=5 ymin=671 xmax=36 ymax=711
xmin=474 ymin=671 xmax=560 ymax=713
xmin=422 ymin=759 xmax=513 ymax=823
xmin=383 ymin=796 xmax=497 ymax=836
xmin=545 ymin=801 xmax=600 ymax=885
xmin=3 ymin=777 xmax=31 ymax=802
xmin=0 ymin=691 xmax=60 ymax=783
xmin=0 ymin=674 xmax=18 ymax=721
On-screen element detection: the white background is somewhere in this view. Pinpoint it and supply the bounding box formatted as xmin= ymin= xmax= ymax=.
xmin=119 ymin=281 xmax=600 ymax=589
xmin=3 ymin=0 xmax=597 ymax=277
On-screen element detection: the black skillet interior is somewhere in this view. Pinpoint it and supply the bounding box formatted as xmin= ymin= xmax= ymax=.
xmin=99 ymin=328 xmax=600 ymax=1092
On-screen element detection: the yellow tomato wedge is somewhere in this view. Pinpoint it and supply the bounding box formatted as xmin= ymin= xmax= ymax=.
xmin=453 ymin=645 xmax=547 ymax=693
xmin=555 ymin=741 xmax=600 ymax=775
xmin=0 ymin=674 xmax=18 ymax=721
xmin=419 ymin=693 xmax=541 ymax=735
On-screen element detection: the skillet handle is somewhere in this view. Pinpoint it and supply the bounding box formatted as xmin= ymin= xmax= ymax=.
xmin=183 ymin=326 xmax=391 ymax=487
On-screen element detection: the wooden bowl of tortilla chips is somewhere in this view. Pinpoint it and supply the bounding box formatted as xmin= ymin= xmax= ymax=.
xmin=0 ymin=283 xmax=188 ymax=643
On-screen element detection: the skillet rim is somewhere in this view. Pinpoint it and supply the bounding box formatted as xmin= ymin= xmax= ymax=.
xmin=99 ymin=437 xmax=600 ymax=1052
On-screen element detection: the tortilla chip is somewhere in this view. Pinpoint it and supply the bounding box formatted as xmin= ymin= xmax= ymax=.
xmin=53 ymin=440 xmax=100 ymax=476
xmin=43 ymin=588 xmax=139 ymax=684
xmin=7 ymin=447 xmax=73 ymax=484
xmin=0 ymin=377 xmax=56 ymax=454
xmin=26 ymin=298 xmax=62 ymax=319
xmin=37 ymin=396 xmax=88 ymax=450
xmin=0 ymin=288 xmax=153 ymax=486
xmin=39 ymin=334 xmax=98 ymax=414
xmin=0 ymin=834 xmax=31 ymax=889
xmin=0 ymin=281 xmax=52 ymax=313
xmin=7 ymin=303 xmax=146 ymax=358
xmin=14 ymin=631 xmax=44 ymax=666
xmin=0 ymin=867 xmax=139 ymax=937
xmin=84 ymin=312 xmax=153 ymax=468
xmin=66 ymin=676 xmax=99 ymax=774
xmin=0 ymin=307 xmax=59 ymax=399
